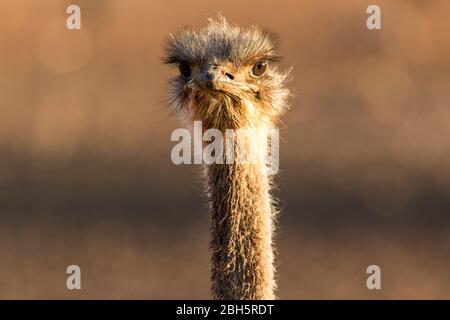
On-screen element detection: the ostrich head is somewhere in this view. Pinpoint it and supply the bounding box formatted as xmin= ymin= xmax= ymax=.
xmin=164 ymin=16 xmax=290 ymax=131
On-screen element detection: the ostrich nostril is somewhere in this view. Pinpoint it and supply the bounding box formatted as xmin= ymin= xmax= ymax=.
xmin=225 ymin=73 xmax=234 ymax=80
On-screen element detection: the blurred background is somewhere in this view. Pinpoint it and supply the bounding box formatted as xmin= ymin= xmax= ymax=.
xmin=0 ymin=0 xmax=449 ymax=299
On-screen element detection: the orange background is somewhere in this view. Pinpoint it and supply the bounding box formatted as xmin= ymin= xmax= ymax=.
xmin=0 ymin=0 xmax=449 ymax=298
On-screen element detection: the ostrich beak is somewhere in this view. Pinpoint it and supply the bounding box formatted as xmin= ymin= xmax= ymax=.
xmin=195 ymin=66 xmax=231 ymax=91
xmin=194 ymin=67 xmax=258 ymax=94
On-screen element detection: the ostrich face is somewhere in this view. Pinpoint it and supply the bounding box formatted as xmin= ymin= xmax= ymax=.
xmin=164 ymin=16 xmax=290 ymax=130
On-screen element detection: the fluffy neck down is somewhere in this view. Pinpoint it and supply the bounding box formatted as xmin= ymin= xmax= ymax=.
xmin=206 ymin=128 xmax=276 ymax=300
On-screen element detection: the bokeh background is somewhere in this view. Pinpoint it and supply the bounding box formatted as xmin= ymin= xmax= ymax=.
xmin=0 ymin=0 xmax=449 ymax=299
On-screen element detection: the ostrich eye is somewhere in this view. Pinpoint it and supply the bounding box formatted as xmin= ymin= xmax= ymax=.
xmin=251 ymin=61 xmax=268 ymax=77
xmin=178 ymin=62 xmax=191 ymax=77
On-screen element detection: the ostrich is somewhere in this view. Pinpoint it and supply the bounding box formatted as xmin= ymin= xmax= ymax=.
xmin=164 ymin=16 xmax=290 ymax=300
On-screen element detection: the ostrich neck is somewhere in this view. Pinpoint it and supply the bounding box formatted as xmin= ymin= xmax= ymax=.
xmin=207 ymin=128 xmax=276 ymax=300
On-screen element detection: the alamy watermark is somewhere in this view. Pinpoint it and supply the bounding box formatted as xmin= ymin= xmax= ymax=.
xmin=366 ymin=5 xmax=381 ymax=30
xmin=170 ymin=121 xmax=280 ymax=175
xmin=66 ymin=5 xmax=81 ymax=30
xmin=366 ymin=265 xmax=381 ymax=290
xmin=66 ymin=265 xmax=81 ymax=290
